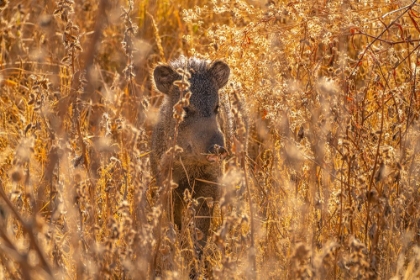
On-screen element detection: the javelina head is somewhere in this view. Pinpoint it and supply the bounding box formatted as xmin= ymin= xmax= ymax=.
xmin=154 ymin=57 xmax=230 ymax=165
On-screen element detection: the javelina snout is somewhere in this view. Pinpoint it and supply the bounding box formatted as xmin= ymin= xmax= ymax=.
xmin=179 ymin=115 xmax=227 ymax=163
xmin=206 ymin=126 xmax=226 ymax=155
xmin=206 ymin=136 xmax=227 ymax=162
xmin=207 ymin=144 xmax=227 ymax=160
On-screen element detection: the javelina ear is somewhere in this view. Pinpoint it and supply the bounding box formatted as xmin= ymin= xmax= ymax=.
xmin=209 ymin=60 xmax=230 ymax=89
xmin=153 ymin=65 xmax=178 ymax=94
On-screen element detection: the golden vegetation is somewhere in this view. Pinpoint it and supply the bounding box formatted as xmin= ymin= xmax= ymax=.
xmin=0 ymin=0 xmax=420 ymax=279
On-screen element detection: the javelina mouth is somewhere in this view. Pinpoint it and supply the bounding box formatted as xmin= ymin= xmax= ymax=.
xmin=206 ymin=154 xmax=221 ymax=162
xmin=205 ymin=144 xmax=227 ymax=162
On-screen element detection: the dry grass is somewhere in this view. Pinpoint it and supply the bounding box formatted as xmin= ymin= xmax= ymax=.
xmin=0 ymin=0 xmax=420 ymax=279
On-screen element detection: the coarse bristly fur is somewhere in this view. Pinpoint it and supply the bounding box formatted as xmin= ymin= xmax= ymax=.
xmin=151 ymin=56 xmax=232 ymax=256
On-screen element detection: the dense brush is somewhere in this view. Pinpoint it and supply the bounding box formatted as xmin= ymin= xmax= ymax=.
xmin=0 ymin=0 xmax=419 ymax=279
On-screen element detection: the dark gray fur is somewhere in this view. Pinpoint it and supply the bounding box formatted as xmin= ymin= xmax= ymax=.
xmin=151 ymin=57 xmax=231 ymax=253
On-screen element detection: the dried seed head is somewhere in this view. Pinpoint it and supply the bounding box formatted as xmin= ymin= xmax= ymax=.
xmin=205 ymin=197 xmax=214 ymax=208
xmin=159 ymin=244 xmax=170 ymax=255
xmin=10 ymin=167 xmax=23 ymax=182
xmin=0 ymin=0 xmax=9 ymax=10
xmin=195 ymin=228 xmax=204 ymax=241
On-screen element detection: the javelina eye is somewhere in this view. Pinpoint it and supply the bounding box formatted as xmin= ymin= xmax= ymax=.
xmin=214 ymin=105 xmax=220 ymax=114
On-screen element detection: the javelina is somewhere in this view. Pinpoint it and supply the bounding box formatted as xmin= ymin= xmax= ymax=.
xmin=151 ymin=57 xmax=231 ymax=252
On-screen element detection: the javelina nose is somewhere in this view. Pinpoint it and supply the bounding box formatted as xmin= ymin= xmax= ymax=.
xmin=207 ymin=144 xmax=227 ymax=162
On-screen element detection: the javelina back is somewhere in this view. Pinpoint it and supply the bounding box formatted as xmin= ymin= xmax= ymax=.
xmin=151 ymin=56 xmax=231 ymax=252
